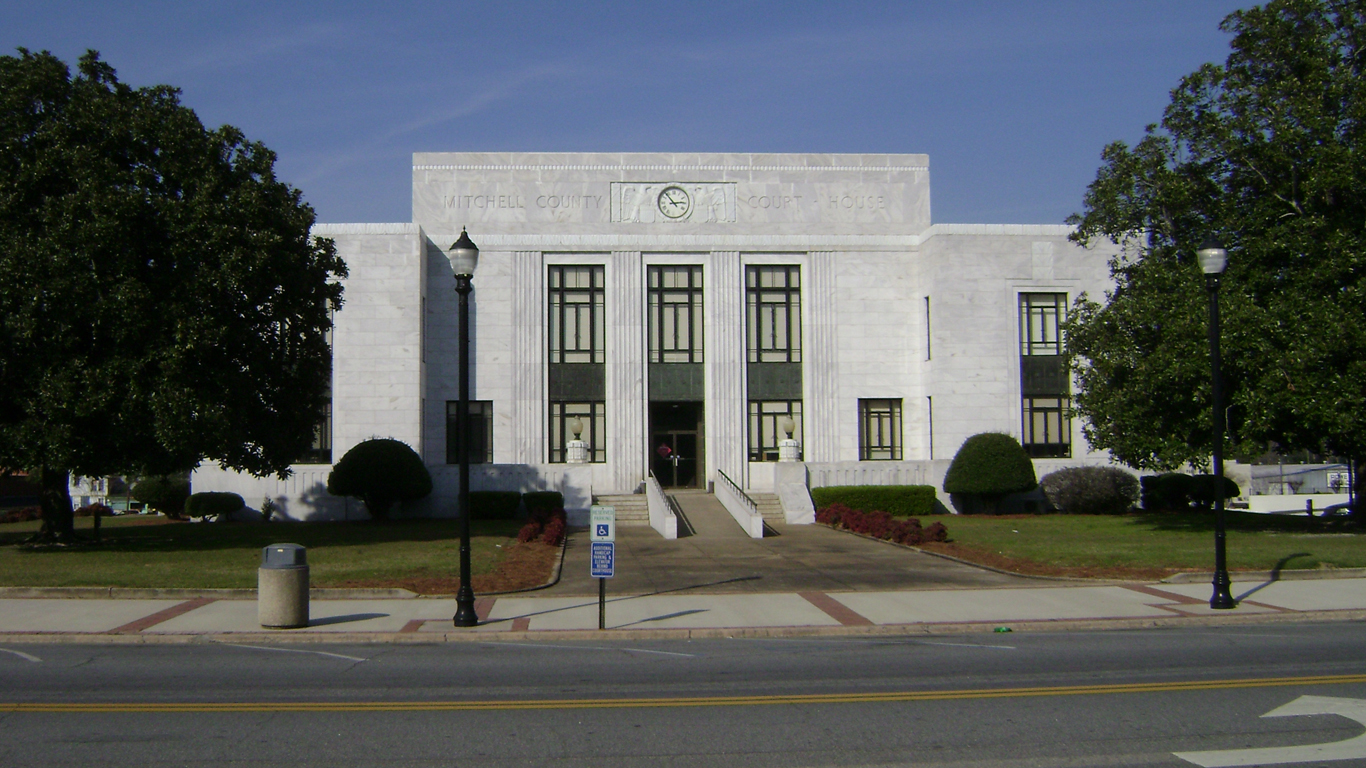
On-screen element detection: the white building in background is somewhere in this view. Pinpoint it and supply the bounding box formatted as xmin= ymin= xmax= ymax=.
xmin=193 ymin=153 xmax=1120 ymax=523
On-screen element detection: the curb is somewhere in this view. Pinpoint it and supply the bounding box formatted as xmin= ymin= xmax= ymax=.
xmin=1162 ymin=567 xmax=1366 ymax=583
xmin=2 ymin=608 xmax=1364 ymax=645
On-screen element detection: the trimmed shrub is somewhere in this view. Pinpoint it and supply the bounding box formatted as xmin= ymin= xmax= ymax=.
xmin=0 ymin=506 xmax=41 ymax=524
xmin=815 ymin=502 xmax=949 ymax=546
xmin=1141 ymin=473 xmax=1194 ymax=510
xmin=1188 ymin=474 xmax=1241 ymax=508
xmin=132 ymin=475 xmax=191 ymax=519
xmin=943 ymin=433 xmax=1037 ymax=514
xmin=1040 ymin=466 xmax=1139 ymax=515
xmin=809 ymin=485 xmax=938 ymax=516
xmin=73 ymin=502 xmax=113 ymax=518
xmin=517 ymin=520 xmax=542 ymax=543
xmin=184 ymin=492 xmax=245 ymax=520
xmin=470 ymin=491 xmax=522 ymax=520
xmin=943 ymin=433 xmax=1037 ymax=495
xmin=326 ymin=438 xmax=432 ymax=520
xmin=540 ymin=516 xmax=566 ymax=546
xmin=523 ymin=491 xmax=564 ymax=517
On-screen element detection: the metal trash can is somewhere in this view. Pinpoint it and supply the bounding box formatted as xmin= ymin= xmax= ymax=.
xmin=258 ymin=543 xmax=308 ymax=629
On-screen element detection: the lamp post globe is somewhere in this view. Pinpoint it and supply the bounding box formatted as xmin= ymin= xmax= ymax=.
xmin=1199 ymin=238 xmax=1235 ymax=610
xmin=451 ymin=227 xmax=480 ymax=628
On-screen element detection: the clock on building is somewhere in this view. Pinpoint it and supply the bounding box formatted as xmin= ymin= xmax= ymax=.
xmin=657 ymin=186 xmax=691 ymax=219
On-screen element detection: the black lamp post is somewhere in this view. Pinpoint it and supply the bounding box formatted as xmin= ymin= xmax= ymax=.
xmin=450 ymin=227 xmax=480 ymax=628
xmin=1198 ymin=238 xmax=1236 ymax=610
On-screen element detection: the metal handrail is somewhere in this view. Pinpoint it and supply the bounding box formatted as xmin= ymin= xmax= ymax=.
xmin=644 ymin=470 xmax=678 ymax=539
xmin=716 ymin=469 xmax=758 ymax=514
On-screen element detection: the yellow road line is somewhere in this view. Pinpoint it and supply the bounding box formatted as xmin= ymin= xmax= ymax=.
xmin=4 ymin=673 xmax=1365 ymax=713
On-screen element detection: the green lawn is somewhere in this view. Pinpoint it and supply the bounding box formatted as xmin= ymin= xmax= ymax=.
xmin=936 ymin=511 xmax=1365 ymax=575
xmin=0 ymin=515 xmax=523 ymax=589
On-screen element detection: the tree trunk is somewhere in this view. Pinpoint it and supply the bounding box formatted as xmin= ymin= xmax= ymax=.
xmin=31 ymin=466 xmax=78 ymax=544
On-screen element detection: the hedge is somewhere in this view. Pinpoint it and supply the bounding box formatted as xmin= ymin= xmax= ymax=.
xmin=809 ymin=485 xmax=938 ymax=516
xmin=469 ymin=491 xmax=522 ymax=520
xmin=523 ymin=491 xmax=564 ymax=516
xmin=815 ymin=503 xmax=948 ymax=546
xmin=185 ymin=492 xmax=245 ymax=519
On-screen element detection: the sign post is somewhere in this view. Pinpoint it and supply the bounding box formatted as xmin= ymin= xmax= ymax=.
xmin=589 ymin=506 xmax=615 ymax=630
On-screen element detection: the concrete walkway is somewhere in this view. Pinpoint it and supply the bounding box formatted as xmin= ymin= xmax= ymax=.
xmin=0 ymin=575 xmax=1363 ymax=643
xmin=549 ymin=514 xmax=1031 ymax=597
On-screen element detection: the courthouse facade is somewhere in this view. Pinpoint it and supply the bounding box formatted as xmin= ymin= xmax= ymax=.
xmin=193 ymin=153 xmax=1120 ymax=520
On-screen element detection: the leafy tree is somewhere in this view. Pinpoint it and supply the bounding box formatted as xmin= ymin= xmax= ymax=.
xmin=1066 ymin=1 xmax=1366 ymax=485
xmin=0 ymin=50 xmax=347 ymax=542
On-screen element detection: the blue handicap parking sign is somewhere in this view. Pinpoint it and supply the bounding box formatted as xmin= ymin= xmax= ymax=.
xmin=596 ymin=523 xmax=610 ymax=538
xmin=590 ymin=542 xmax=614 ymax=578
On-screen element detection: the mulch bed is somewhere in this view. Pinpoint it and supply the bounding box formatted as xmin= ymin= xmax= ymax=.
xmin=318 ymin=540 xmax=564 ymax=595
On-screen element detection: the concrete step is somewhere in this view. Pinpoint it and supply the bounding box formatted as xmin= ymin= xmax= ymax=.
xmin=591 ymin=494 xmax=651 ymax=526
xmin=749 ymin=492 xmax=785 ymax=524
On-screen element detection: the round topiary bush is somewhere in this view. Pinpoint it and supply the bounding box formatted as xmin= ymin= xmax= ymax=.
xmin=132 ymin=475 xmax=191 ymax=519
xmin=942 ymin=433 xmax=1037 ymax=514
xmin=184 ymin=492 xmax=245 ymax=520
xmin=326 ymin=438 xmax=432 ymax=520
xmin=1040 ymin=466 xmax=1139 ymax=515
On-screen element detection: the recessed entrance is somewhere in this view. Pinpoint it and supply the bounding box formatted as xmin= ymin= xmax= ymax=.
xmin=649 ymin=401 xmax=704 ymax=488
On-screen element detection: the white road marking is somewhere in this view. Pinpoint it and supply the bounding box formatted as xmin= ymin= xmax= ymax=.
xmin=1175 ymin=695 xmax=1366 ymax=766
xmin=216 ymin=643 xmax=368 ymax=663
xmin=914 ymin=641 xmax=1016 ymax=650
xmin=482 ymin=641 xmax=695 ymax=657
xmin=0 ymin=647 xmax=41 ymax=662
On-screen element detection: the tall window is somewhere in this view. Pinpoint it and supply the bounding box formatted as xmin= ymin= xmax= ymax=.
xmin=549 ymin=402 xmax=605 ymax=463
xmin=1019 ymin=293 xmax=1066 ymax=356
xmin=1022 ymin=397 xmax=1071 ymax=458
xmin=549 ymin=266 xmax=605 ymax=364
xmin=1019 ymin=293 xmax=1070 ymax=457
xmin=648 ymin=265 xmax=704 ymax=363
xmin=749 ymin=400 xmax=802 ymax=462
xmin=858 ymin=399 xmax=902 ymax=461
xmin=299 ymin=400 xmax=332 ymax=464
xmin=298 ymin=305 xmax=334 ymax=464
xmin=446 ymin=401 xmax=492 ymax=464
xmin=747 ymin=265 xmax=801 ymax=363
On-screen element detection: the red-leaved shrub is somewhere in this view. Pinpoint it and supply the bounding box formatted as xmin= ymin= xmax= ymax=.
xmin=817 ymin=504 xmax=948 ymax=546
xmin=73 ymin=503 xmax=114 ymax=518
xmin=517 ymin=521 xmax=542 ymax=543
xmin=0 ymin=506 xmax=41 ymax=524
xmin=540 ymin=517 xmax=566 ymax=546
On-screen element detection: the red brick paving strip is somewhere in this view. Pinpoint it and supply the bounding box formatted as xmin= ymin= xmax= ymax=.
xmin=1122 ymin=585 xmax=1207 ymax=605
xmin=400 ymin=619 xmax=425 ymax=633
xmin=110 ymin=598 xmax=217 ymax=634
xmin=475 ymin=597 xmax=496 ymax=622
xmin=798 ymin=591 xmax=873 ymax=626
xmin=511 ymin=617 xmax=531 ymax=631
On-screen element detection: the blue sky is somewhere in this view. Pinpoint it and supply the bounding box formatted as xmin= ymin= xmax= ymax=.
xmin=3 ymin=1 xmax=1249 ymax=225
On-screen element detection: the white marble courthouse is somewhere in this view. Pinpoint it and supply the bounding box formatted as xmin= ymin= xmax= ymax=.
xmin=193 ymin=153 xmax=1121 ymax=522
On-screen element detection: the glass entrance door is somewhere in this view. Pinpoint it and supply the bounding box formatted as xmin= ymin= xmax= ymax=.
xmin=650 ymin=402 xmax=703 ymax=488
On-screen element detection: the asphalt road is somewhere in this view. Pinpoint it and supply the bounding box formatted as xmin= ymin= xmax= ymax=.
xmin=2 ymin=622 xmax=1365 ymax=767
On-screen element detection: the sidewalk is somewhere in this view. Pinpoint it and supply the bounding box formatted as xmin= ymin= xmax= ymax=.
xmin=1 ymin=574 xmax=1363 ymax=644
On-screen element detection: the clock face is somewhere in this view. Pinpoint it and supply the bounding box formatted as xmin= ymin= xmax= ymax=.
xmin=657 ymin=186 xmax=691 ymax=219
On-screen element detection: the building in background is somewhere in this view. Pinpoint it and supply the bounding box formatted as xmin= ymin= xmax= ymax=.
xmin=193 ymin=153 xmax=1121 ymax=522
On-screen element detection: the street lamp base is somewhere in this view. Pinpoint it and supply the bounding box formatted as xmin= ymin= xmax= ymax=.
xmin=453 ymin=586 xmax=478 ymax=627
xmin=1210 ymin=580 xmax=1236 ymax=610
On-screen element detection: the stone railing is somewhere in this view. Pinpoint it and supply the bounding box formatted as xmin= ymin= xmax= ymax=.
xmin=644 ymin=471 xmax=678 ymax=539
xmin=715 ymin=469 xmax=764 ymax=538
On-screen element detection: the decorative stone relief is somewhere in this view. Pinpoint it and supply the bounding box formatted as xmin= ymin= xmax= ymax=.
xmin=610 ymin=183 xmax=736 ymax=224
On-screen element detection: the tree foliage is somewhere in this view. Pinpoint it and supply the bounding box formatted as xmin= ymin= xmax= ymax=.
xmin=0 ymin=50 xmax=347 ymax=540
xmin=1066 ymin=0 xmax=1366 ymax=471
